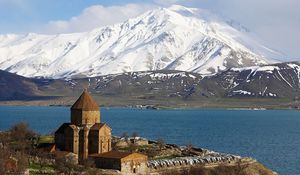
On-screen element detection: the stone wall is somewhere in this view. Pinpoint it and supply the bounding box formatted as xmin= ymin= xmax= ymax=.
xmin=88 ymin=130 xmax=99 ymax=154
xmin=148 ymin=154 xmax=241 ymax=174
xmin=121 ymin=160 xmax=148 ymax=175
xmin=121 ymin=154 xmax=148 ymax=175
xmin=64 ymin=126 xmax=76 ymax=153
xmin=78 ymin=127 xmax=90 ymax=161
xmin=148 ymin=155 xmax=239 ymax=169
xmin=99 ymin=126 xmax=112 ymax=153
xmin=54 ymin=132 xmax=65 ymax=150
xmin=71 ymin=110 xmax=100 ymax=126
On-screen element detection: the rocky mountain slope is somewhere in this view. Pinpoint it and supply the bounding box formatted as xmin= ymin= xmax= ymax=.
xmin=0 ymin=70 xmax=41 ymax=100
xmin=0 ymin=5 xmax=276 ymax=79
xmin=207 ymin=62 xmax=300 ymax=98
xmin=1 ymin=62 xmax=300 ymax=107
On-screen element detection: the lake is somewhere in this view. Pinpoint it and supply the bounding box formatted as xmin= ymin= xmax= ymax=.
xmin=0 ymin=106 xmax=299 ymax=175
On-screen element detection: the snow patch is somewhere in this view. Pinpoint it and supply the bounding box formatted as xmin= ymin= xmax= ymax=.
xmin=232 ymin=90 xmax=252 ymax=95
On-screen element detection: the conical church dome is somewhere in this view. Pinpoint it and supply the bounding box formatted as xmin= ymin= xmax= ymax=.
xmin=71 ymin=90 xmax=99 ymax=111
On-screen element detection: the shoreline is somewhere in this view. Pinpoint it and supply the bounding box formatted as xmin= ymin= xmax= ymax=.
xmin=0 ymin=103 xmax=299 ymax=111
xmin=1 ymin=94 xmax=299 ymax=110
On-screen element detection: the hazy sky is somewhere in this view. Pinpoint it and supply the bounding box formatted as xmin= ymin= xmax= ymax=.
xmin=0 ymin=0 xmax=299 ymax=60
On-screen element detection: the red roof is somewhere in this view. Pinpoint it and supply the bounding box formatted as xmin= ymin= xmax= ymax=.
xmin=90 ymin=151 xmax=132 ymax=159
xmin=71 ymin=90 xmax=99 ymax=111
xmin=90 ymin=151 xmax=147 ymax=160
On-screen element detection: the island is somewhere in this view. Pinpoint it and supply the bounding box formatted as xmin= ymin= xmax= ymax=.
xmin=0 ymin=90 xmax=277 ymax=175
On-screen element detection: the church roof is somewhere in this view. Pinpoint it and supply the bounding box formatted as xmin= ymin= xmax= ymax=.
xmin=90 ymin=151 xmax=132 ymax=159
xmin=55 ymin=123 xmax=78 ymax=134
xmin=90 ymin=151 xmax=147 ymax=160
xmin=55 ymin=123 xmax=70 ymax=134
xmin=90 ymin=123 xmax=112 ymax=130
xmin=71 ymin=90 xmax=99 ymax=111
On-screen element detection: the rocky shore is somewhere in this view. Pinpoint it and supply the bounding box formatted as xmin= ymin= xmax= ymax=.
xmin=111 ymin=137 xmax=277 ymax=175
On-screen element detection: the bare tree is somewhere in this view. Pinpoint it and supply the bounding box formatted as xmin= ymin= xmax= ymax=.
xmin=121 ymin=132 xmax=129 ymax=139
xmin=0 ymin=123 xmax=33 ymax=174
xmin=9 ymin=122 xmax=36 ymax=152
xmin=186 ymin=142 xmax=193 ymax=152
xmin=121 ymin=132 xmax=130 ymax=146
xmin=0 ymin=132 xmax=10 ymax=148
xmin=131 ymin=132 xmax=138 ymax=138
xmin=9 ymin=122 xmax=35 ymax=142
xmin=156 ymin=138 xmax=165 ymax=150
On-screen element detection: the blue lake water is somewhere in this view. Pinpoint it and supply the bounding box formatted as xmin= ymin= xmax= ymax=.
xmin=0 ymin=106 xmax=299 ymax=175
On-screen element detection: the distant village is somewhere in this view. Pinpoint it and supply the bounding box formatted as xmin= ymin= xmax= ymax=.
xmin=0 ymin=90 xmax=275 ymax=175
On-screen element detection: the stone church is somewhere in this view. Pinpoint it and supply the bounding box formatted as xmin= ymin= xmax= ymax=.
xmin=55 ymin=90 xmax=112 ymax=162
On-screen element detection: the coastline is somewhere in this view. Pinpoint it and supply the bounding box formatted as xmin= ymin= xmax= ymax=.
xmin=0 ymin=101 xmax=299 ymax=111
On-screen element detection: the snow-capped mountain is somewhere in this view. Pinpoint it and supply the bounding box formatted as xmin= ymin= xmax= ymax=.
xmin=2 ymin=62 xmax=300 ymax=102
xmin=0 ymin=5 xmax=278 ymax=79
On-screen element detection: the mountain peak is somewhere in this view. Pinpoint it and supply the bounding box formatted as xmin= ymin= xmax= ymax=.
xmin=0 ymin=6 xmax=276 ymax=78
xmin=167 ymin=4 xmax=196 ymax=13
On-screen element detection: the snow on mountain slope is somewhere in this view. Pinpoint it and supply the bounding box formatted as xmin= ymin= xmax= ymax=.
xmin=0 ymin=5 xmax=276 ymax=78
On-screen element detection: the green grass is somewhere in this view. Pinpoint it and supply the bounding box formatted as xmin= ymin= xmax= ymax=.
xmin=29 ymin=162 xmax=54 ymax=169
xmin=137 ymin=144 xmax=153 ymax=150
xmin=29 ymin=171 xmax=56 ymax=175
xmin=29 ymin=162 xmax=56 ymax=175
xmin=39 ymin=135 xmax=54 ymax=144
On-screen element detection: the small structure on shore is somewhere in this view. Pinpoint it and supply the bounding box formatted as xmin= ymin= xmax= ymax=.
xmin=90 ymin=151 xmax=148 ymax=174
xmin=54 ymin=90 xmax=148 ymax=174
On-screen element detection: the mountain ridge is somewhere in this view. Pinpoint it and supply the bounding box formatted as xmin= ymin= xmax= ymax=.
xmin=0 ymin=5 xmax=278 ymax=79
xmin=1 ymin=61 xmax=300 ymax=109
